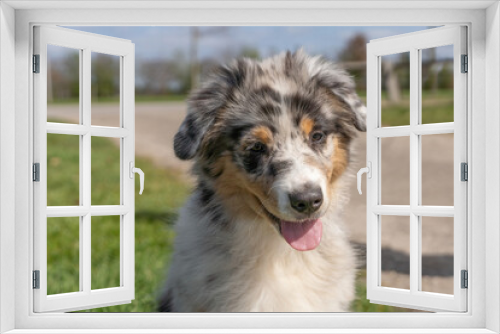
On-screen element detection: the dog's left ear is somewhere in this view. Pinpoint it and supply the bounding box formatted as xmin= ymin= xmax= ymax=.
xmin=330 ymin=86 xmax=367 ymax=132
xmin=174 ymin=61 xmax=248 ymax=160
xmin=305 ymin=55 xmax=366 ymax=132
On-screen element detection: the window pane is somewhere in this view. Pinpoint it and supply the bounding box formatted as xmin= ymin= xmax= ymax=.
xmin=421 ymin=217 xmax=454 ymax=294
xmin=91 ymin=216 xmax=121 ymax=290
xmin=47 ymin=217 xmax=80 ymax=295
xmin=421 ymin=134 xmax=454 ymax=206
xmin=91 ymin=136 xmax=120 ymax=205
xmin=380 ymin=215 xmax=410 ymax=290
xmin=381 ymin=136 xmax=410 ymax=205
xmin=421 ymin=45 xmax=454 ymax=124
xmin=92 ymin=52 xmax=120 ymax=127
xmin=381 ymin=52 xmax=410 ymax=126
xmin=47 ymin=133 xmax=80 ymax=206
xmin=47 ymin=44 xmax=80 ymax=124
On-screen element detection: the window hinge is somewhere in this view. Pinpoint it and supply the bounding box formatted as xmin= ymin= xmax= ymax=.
xmin=461 ymin=270 xmax=468 ymax=289
xmin=461 ymin=162 xmax=468 ymax=181
xmin=33 ymin=54 xmax=40 ymax=73
xmin=461 ymin=54 xmax=468 ymax=73
xmin=33 ymin=270 xmax=40 ymax=289
xmin=33 ymin=163 xmax=40 ymax=182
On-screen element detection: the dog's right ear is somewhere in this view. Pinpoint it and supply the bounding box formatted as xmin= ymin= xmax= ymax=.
xmin=174 ymin=62 xmax=248 ymax=160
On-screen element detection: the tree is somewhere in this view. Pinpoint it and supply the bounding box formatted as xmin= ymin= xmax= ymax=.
xmin=338 ymin=33 xmax=367 ymax=62
xmin=136 ymin=50 xmax=191 ymax=96
xmin=238 ymin=46 xmax=260 ymax=60
xmin=48 ymin=52 xmax=79 ymax=102
xmin=189 ymin=27 xmax=229 ymax=89
xmin=91 ymin=54 xmax=120 ymax=100
xmin=438 ymin=62 xmax=454 ymax=90
xmin=62 ymin=53 xmax=80 ymax=99
xmin=337 ymin=33 xmax=368 ymax=91
xmin=138 ymin=59 xmax=175 ymax=95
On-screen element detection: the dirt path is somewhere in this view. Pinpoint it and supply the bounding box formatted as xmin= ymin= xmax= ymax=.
xmin=48 ymin=101 xmax=455 ymax=295
xmin=48 ymin=101 xmax=193 ymax=178
xmin=347 ymin=132 xmax=454 ymax=294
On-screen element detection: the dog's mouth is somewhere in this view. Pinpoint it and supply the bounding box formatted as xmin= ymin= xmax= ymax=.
xmin=259 ymin=203 xmax=323 ymax=251
xmin=280 ymin=219 xmax=323 ymax=251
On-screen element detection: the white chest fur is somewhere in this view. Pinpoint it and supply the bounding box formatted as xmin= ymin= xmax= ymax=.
xmin=166 ymin=201 xmax=356 ymax=312
xmin=223 ymin=217 xmax=356 ymax=312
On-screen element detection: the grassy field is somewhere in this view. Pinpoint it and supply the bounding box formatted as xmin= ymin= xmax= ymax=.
xmin=46 ymin=133 xmax=191 ymax=312
xmin=49 ymin=94 xmax=188 ymax=105
xmin=49 ymin=90 xmax=454 ymax=127
xmin=361 ymin=89 xmax=454 ymax=126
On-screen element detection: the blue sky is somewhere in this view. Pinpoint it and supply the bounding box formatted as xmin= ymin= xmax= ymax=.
xmin=64 ymin=26 xmax=444 ymax=61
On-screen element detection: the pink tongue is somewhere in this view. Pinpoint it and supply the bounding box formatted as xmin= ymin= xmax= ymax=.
xmin=280 ymin=219 xmax=323 ymax=251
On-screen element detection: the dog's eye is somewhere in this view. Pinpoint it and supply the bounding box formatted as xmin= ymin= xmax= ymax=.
xmin=311 ymin=131 xmax=325 ymax=143
xmin=249 ymin=142 xmax=266 ymax=153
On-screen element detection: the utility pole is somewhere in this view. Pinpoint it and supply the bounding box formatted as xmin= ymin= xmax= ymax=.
xmin=429 ymin=47 xmax=438 ymax=94
xmin=189 ymin=26 xmax=229 ymax=90
xmin=189 ymin=27 xmax=200 ymax=91
xmin=47 ymin=58 xmax=53 ymax=102
xmin=383 ymin=61 xmax=401 ymax=103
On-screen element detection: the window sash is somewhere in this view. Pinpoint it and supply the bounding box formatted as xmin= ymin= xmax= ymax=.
xmin=365 ymin=25 xmax=468 ymax=312
xmin=32 ymin=25 xmax=136 ymax=313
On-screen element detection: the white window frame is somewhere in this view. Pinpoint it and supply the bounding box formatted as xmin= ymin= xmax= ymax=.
xmin=0 ymin=1 xmax=499 ymax=333
xmin=366 ymin=26 xmax=468 ymax=312
xmin=33 ymin=26 xmax=136 ymax=313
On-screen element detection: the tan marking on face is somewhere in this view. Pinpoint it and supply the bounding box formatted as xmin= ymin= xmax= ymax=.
xmin=251 ymin=126 xmax=273 ymax=145
xmin=212 ymin=155 xmax=279 ymax=223
xmin=329 ymin=136 xmax=349 ymax=183
xmin=303 ymin=154 xmax=325 ymax=172
xmin=300 ymin=117 xmax=315 ymax=136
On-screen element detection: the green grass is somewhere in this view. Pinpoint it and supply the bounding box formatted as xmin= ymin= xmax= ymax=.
xmin=46 ymin=130 xmax=191 ymax=312
xmin=48 ymin=94 xmax=188 ymax=105
xmin=46 ymin=121 xmax=411 ymax=313
xmin=47 ymin=134 xmax=80 ymax=206
xmin=351 ymin=270 xmax=410 ymax=312
xmin=379 ymin=89 xmax=454 ymax=126
xmin=50 ymin=90 xmax=454 ymax=128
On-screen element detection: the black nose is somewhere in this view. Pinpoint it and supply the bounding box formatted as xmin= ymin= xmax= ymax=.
xmin=289 ymin=187 xmax=323 ymax=214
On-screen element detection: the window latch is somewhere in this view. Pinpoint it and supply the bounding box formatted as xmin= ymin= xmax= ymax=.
xmin=129 ymin=162 xmax=144 ymax=195
xmin=357 ymin=162 xmax=372 ymax=195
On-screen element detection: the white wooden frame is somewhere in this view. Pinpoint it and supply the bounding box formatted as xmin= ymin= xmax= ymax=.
xmin=366 ymin=26 xmax=467 ymax=312
xmin=32 ymin=26 xmax=135 ymax=312
xmin=0 ymin=1 xmax=499 ymax=333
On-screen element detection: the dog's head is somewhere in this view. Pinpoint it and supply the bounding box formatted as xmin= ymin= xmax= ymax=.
xmin=174 ymin=50 xmax=366 ymax=251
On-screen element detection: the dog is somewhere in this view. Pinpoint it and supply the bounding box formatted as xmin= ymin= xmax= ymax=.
xmin=159 ymin=50 xmax=366 ymax=312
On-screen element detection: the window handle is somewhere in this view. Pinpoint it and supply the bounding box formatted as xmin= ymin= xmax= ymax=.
xmin=129 ymin=162 xmax=145 ymax=195
xmin=357 ymin=162 xmax=372 ymax=195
